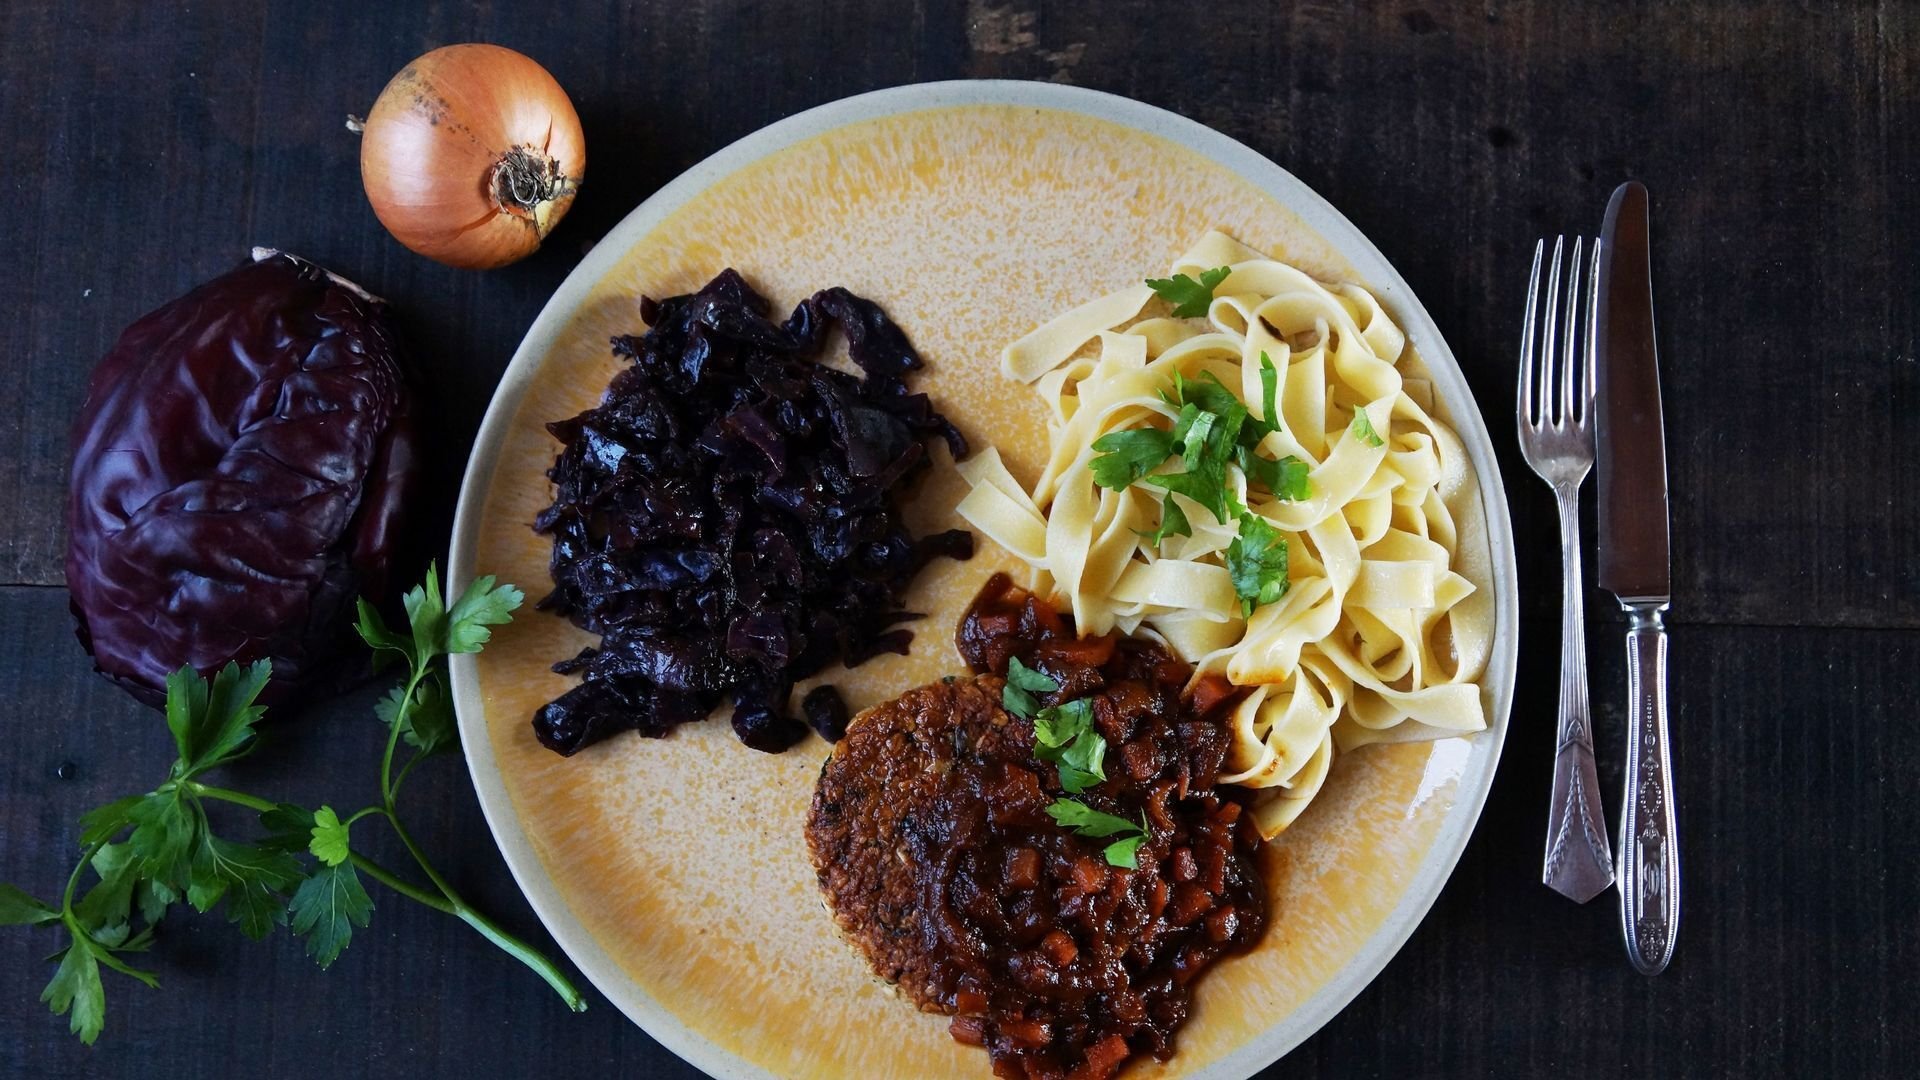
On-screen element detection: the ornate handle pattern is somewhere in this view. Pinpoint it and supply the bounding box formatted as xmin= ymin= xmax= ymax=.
xmin=1542 ymin=486 xmax=1614 ymax=902
xmin=1618 ymin=604 xmax=1678 ymax=974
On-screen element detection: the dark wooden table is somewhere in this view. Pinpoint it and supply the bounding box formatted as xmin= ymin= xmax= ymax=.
xmin=3 ymin=2 xmax=1913 ymax=1076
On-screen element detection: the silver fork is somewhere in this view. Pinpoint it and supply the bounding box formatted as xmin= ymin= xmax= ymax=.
xmin=1517 ymin=236 xmax=1614 ymax=904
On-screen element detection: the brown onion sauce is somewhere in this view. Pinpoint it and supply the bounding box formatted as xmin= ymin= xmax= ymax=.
xmin=930 ymin=573 xmax=1267 ymax=1080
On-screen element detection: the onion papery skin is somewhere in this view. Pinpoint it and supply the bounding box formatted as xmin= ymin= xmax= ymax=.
xmin=360 ymin=44 xmax=585 ymax=270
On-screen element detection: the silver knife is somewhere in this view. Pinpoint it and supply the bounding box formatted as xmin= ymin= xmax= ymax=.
xmin=1595 ymin=181 xmax=1679 ymax=975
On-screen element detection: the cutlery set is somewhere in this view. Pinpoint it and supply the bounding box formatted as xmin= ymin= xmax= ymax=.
xmin=1517 ymin=181 xmax=1679 ymax=974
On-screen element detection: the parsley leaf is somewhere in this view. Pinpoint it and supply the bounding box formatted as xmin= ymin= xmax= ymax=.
xmin=445 ymin=574 xmax=525 ymax=655
xmin=354 ymin=598 xmax=410 ymax=671
xmin=197 ymin=837 xmax=302 ymax=940
xmin=258 ymin=803 xmax=317 ymax=854
xmin=1351 ymin=407 xmax=1386 ymax=447
xmin=388 ymin=562 xmax=526 ymax=663
xmin=0 ymin=884 xmax=58 ymax=927
xmin=1104 ymin=834 xmax=1148 ymax=869
xmin=1259 ymin=351 xmax=1281 ymax=434
xmin=1001 ymin=657 xmax=1058 ymax=719
xmin=1045 ymin=799 xmax=1141 ymax=837
xmin=402 ymin=573 xmax=449 ymax=669
xmin=1227 ymin=515 xmax=1291 ymax=617
xmin=288 ymin=862 xmax=373 ymax=970
xmin=1033 ymin=697 xmax=1092 ymax=749
xmin=125 ymin=790 xmax=199 ymax=894
xmin=1146 ymin=265 xmax=1232 ymax=318
xmin=1143 ymin=463 xmax=1242 ymax=526
xmin=1179 ymin=409 xmax=1217 ymax=471
xmin=1033 ymin=699 xmax=1105 ymax=793
xmin=381 ymin=674 xmax=457 ymax=756
xmin=73 ymin=844 xmax=140 ymax=937
xmin=307 ymin=806 xmax=352 ymax=868
xmin=1046 ymin=800 xmax=1152 ymax=868
xmin=1006 ymin=657 xmax=1059 ymax=694
xmin=1089 ymin=427 xmax=1176 ymax=490
xmin=1180 ymin=371 xmax=1246 ymax=421
xmin=1057 ymin=732 xmax=1108 ymax=789
xmin=166 ymin=661 xmax=271 ymax=778
xmin=41 ymin=938 xmax=105 ymax=1044
xmin=1140 ymin=492 xmax=1192 ymax=546
xmin=1238 ymin=446 xmax=1312 ymax=502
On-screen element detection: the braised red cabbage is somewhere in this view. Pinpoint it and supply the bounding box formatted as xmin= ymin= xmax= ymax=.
xmin=533 ymin=270 xmax=971 ymax=755
xmin=66 ymin=249 xmax=416 ymax=706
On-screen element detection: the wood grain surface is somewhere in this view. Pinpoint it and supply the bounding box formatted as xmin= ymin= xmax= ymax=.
xmin=1 ymin=1 xmax=1912 ymax=1077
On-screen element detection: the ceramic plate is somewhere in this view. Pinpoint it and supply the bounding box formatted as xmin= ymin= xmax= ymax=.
xmin=448 ymin=80 xmax=1517 ymax=1080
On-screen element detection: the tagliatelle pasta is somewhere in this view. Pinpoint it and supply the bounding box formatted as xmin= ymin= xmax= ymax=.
xmin=958 ymin=231 xmax=1494 ymax=838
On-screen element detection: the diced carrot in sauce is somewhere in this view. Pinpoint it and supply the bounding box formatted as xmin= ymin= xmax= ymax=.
xmin=1187 ymin=673 xmax=1238 ymax=717
xmin=1168 ymin=882 xmax=1212 ymax=926
xmin=1002 ymin=1017 xmax=1052 ymax=1048
xmin=1170 ymin=846 xmax=1198 ymax=882
xmin=1041 ymin=929 xmax=1079 ymax=966
xmin=957 ymin=989 xmax=989 ymax=1015
xmin=1006 ymin=847 xmax=1042 ymax=890
xmin=1070 ymin=1034 xmax=1132 ymax=1080
xmin=1206 ymin=905 xmax=1239 ymax=943
xmin=951 ymin=1015 xmax=987 ymax=1046
xmin=1072 ymin=857 xmax=1108 ymax=894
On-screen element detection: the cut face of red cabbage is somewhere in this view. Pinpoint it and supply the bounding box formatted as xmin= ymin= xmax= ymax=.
xmin=65 ymin=250 xmax=417 ymax=706
xmin=533 ymin=270 xmax=972 ymax=756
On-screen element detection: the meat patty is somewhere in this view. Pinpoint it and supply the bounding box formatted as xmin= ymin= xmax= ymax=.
xmin=806 ymin=674 xmax=1024 ymax=1007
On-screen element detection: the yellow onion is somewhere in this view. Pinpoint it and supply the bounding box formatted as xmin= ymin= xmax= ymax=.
xmin=359 ymin=44 xmax=585 ymax=269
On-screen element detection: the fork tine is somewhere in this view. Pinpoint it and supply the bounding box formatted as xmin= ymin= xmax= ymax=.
xmin=1583 ymin=237 xmax=1600 ymax=418
xmin=1519 ymin=239 xmax=1543 ymax=427
xmin=1540 ymin=235 xmax=1565 ymax=424
xmin=1559 ymin=236 xmax=1584 ymax=425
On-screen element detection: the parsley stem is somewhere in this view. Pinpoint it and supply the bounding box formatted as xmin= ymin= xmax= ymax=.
xmin=60 ymin=840 xmax=106 ymax=914
xmin=185 ymin=782 xmax=274 ymax=814
xmin=346 ymin=853 xmax=454 ymax=914
xmin=453 ymin=907 xmax=588 ymax=1012
xmin=373 ymin=664 xmax=588 ymax=1012
xmin=378 ymin=666 xmax=427 ymax=802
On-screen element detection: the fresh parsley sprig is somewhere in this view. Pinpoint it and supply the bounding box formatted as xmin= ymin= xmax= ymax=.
xmin=1047 ymin=799 xmax=1151 ymax=869
xmin=1145 ymin=266 xmax=1232 ymax=318
xmin=1 ymin=564 xmax=585 ymax=1045
xmin=1227 ymin=514 xmax=1292 ymax=616
xmin=1350 ymin=406 xmax=1387 ymax=447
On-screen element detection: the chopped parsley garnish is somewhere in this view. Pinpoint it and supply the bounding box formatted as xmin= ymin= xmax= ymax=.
xmin=1174 ymin=370 xmax=1246 ymax=422
xmin=1140 ymin=492 xmax=1192 ymax=546
xmin=1046 ymin=800 xmax=1152 ymax=869
xmin=1145 ymin=266 xmax=1232 ymax=318
xmin=1237 ymin=446 xmax=1311 ymax=502
xmin=1089 ymin=428 xmax=1176 ymax=491
xmin=1258 ymin=351 xmax=1281 ymax=434
xmin=1001 ymin=656 xmax=1058 ymax=719
xmin=1143 ymin=465 xmax=1241 ymax=528
xmin=1227 ymin=514 xmax=1291 ymax=616
xmin=1350 ymin=407 xmax=1386 ymax=447
xmin=1032 ymin=698 xmax=1105 ymax=793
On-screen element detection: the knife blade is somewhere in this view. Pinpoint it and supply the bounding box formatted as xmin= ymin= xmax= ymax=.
xmin=1594 ymin=180 xmax=1679 ymax=976
xmin=1595 ymin=181 xmax=1670 ymax=601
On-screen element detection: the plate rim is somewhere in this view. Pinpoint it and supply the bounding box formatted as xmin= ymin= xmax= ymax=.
xmin=449 ymin=78 xmax=1519 ymax=1080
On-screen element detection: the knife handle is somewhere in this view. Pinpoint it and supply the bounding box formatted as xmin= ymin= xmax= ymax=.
xmin=1618 ymin=602 xmax=1679 ymax=974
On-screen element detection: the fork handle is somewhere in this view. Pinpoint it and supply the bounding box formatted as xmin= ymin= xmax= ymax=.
xmin=1542 ymin=486 xmax=1614 ymax=902
xmin=1618 ymin=602 xmax=1679 ymax=974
